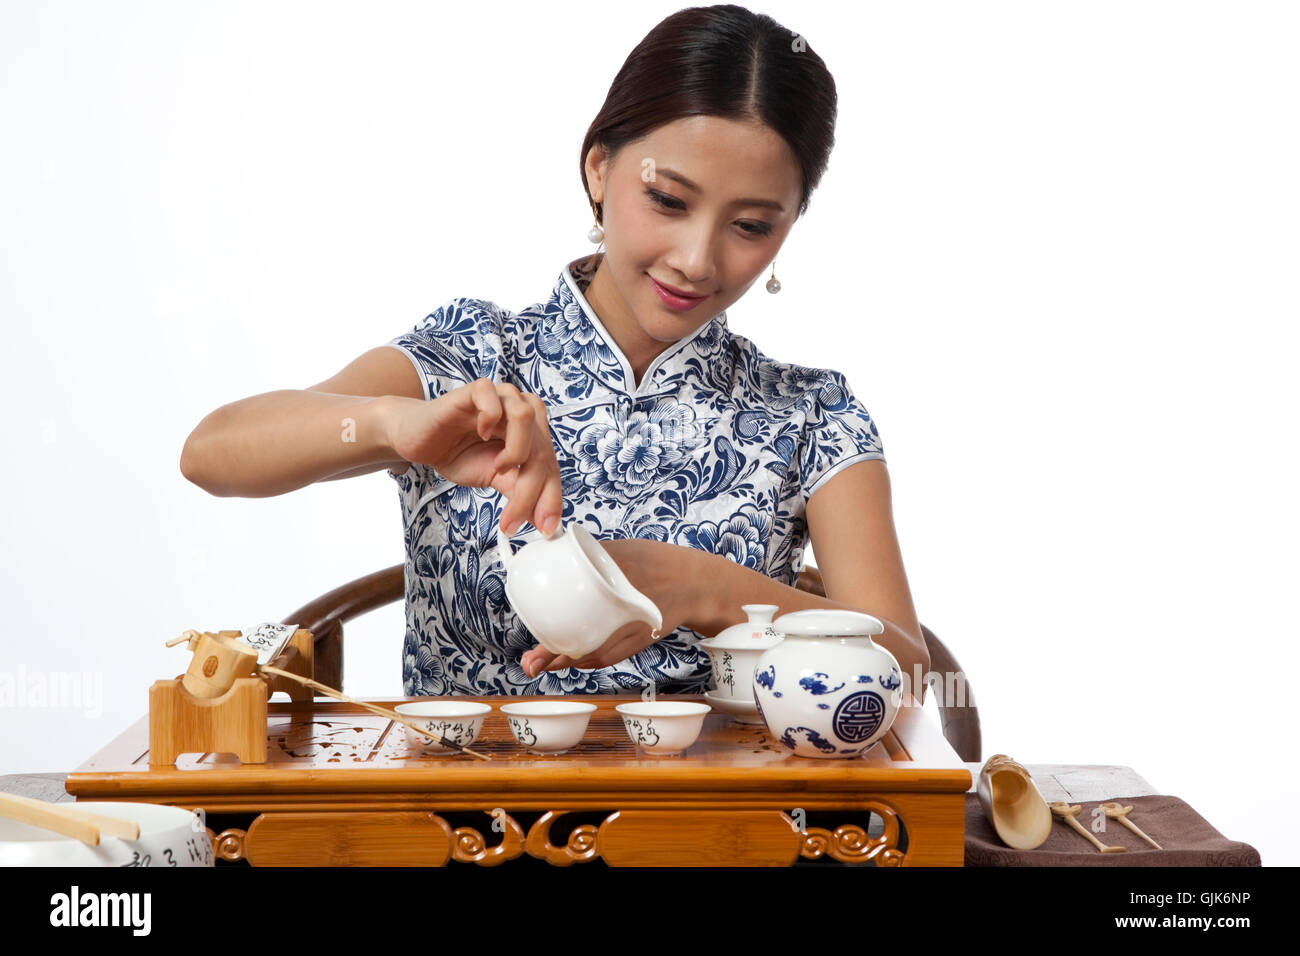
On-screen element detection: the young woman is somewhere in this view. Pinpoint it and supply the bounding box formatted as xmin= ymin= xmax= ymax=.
xmin=180 ymin=4 xmax=929 ymax=700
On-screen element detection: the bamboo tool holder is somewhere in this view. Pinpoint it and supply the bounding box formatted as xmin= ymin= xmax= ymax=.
xmin=1050 ymin=802 xmax=1126 ymax=853
xmin=150 ymin=630 xmax=277 ymax=765
xmin=0 ymin=793 xmax=140 ymax=845
xmin=165 ymin=628 xmax=315 ymax=702
xmin=149 ymin=629 xmax=491 ymax=765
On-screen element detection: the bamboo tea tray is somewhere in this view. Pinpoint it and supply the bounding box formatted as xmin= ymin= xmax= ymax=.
xmin=64 ymin=694 xmax=971 ymax=866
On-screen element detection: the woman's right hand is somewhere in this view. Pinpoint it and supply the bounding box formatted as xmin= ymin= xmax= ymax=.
xmin=386 ymin=378 xmax=563 ymax=536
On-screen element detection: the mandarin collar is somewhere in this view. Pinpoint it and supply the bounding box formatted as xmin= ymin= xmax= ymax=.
xmin=548 ymin=252 xmax=730 ymax=400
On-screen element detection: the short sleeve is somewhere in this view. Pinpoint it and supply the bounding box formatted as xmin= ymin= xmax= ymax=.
xmin=383 ymin=299 xmax=485 ymax=402
xmin=799 ymin=369 xmax=886 ymax=502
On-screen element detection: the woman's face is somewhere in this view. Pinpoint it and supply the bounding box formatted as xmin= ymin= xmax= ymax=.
xmin=583 ymin=115 xmax=803 ymax=375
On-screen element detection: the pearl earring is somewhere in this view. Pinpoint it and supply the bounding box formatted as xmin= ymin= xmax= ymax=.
xmin=766 ymin=261 xmax=781 ymax=294
xmin=587 ymin=200 xmax=604 ymax=244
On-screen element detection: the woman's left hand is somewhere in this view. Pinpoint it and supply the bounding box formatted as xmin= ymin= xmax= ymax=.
xmin=520 ymin=537 xmax=701 ymax=677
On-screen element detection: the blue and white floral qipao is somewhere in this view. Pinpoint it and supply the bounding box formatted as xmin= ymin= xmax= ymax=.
xmin=384 ymin=252 xmax=885 ymax=696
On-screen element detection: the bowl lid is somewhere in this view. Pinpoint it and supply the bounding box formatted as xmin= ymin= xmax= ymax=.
xmin=771 ymin=609 xmax=884 ymax=637
xmin=697 ymin=632 xmax=783 ymax=650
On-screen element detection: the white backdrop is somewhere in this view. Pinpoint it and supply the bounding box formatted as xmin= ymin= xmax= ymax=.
xmin=2 ymin=1 xmax=1295 ymax=864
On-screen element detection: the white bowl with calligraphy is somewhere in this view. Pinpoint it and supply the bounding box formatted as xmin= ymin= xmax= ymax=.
xmin=500 ymin=701 xmax=598 ymax=754
xmin=615 ymin=702 xmax=711 ymax=755
xmin=394 ymin=701 xmax=492 ymax=754
xmin=703 ymin=689 xmax=763 ymax=724
xmin=0 ymin=802 xmax=213 ymax=867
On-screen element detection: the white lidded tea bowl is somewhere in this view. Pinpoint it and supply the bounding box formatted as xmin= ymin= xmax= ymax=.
xmin=695 ymin=603 xmax=783 ymax=701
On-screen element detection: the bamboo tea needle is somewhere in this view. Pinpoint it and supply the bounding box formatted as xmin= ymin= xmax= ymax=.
xmin=1050 ymin=802 xmax=1126 ymax=853
xmin=1100 ymin=802 xmax=1162 ymax=849
xmin=259 ymin=665 xmax=492 ymax=761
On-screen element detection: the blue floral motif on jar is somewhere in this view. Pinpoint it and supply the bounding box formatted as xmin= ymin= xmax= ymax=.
xmin=798 ymin=672 xmax=845 ymax=695
xmin=780 ymin=727 xmax=837 ymax=754
xmin=755 ymin=665 xmax=775 ymax=690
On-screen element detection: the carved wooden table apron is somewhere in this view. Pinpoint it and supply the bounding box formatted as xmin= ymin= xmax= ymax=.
xmin=64 ymin=694 xmax=971 ymax=866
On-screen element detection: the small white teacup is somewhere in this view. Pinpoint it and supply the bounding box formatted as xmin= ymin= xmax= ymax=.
xmin=500 ymin=701 xmax=598 ymax=754
xmin=394 ymin=701 xmax=492 ymax=754
xmin=615 ymin=702 xmax=711 ymax=755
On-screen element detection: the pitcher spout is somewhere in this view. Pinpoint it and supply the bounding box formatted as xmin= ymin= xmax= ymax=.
xmin=626 ymin=591 xmax=663 ymax=635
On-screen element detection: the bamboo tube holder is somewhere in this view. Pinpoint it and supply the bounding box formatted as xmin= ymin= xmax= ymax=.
xmin=148 ymin=628 xmax=315 ymax=766
xmin=976 ymin=753 xmax=1052 ymax=850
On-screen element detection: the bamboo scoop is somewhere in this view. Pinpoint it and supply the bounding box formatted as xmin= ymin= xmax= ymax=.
xmin=1049 ymin=802 xmax=1126 ymax=853
xmin=0 ymin=793 xmax=141 ymax=845
xmin=1101 ymin=801 xmax=1162 ymax=849
xmin=976 ymin=754 xmax=1051 ymax=849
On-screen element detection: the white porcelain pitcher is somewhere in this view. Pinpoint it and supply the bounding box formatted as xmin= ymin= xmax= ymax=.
xmin=497 ymin=520 xmax=663 ymax=660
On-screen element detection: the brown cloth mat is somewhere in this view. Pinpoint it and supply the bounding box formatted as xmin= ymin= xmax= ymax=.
xmin=964 ymin=793 xmax=1262 ymax=866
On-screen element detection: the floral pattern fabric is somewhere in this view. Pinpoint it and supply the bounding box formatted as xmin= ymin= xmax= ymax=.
xmin=384 ymin=252 xmax=886 ymax=696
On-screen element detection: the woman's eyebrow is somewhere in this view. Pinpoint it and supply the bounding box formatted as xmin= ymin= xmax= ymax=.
xmin=657 ymin=167 xmax=786 ymax=212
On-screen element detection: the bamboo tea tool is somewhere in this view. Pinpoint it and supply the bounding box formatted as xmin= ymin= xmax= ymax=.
xmin=257 ymin=664 xmax=490 ymax=761
xmin=1049 ymin=802 xmax=1126 ymax=853
xmin=1100 ymin=801 xmax=1162 ymax=849
xmin=976 ymin=753 xmax=1051 ymax=849
xmin=0 ymin=793 xmax=140 ymax=845
xmin=149 ymin=629 xmax=490 ymax=764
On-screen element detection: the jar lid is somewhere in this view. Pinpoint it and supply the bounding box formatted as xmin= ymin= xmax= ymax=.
xmin=772 ymin=609 xmax=884 ymax=637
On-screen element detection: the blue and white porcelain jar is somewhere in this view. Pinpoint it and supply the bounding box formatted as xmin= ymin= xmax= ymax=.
xmin=752 ymin=609 xmax=902 ymax=758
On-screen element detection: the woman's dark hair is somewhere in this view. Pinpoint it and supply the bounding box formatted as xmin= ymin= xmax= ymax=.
xmin=580 ymin=4 xmax=837 ymax=226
